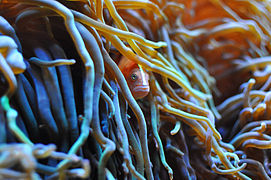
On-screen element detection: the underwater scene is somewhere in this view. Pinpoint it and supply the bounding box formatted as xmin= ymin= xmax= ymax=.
xmin=1 ymin=0 xmax=271 ymax=179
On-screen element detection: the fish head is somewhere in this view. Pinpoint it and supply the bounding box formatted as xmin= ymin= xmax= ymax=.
xmin=127 ymin=67 xmax=150 ymax=99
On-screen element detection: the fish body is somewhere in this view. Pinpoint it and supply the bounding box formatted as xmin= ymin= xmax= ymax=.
xmin=118 ymin=56 xmax=150 ymax=99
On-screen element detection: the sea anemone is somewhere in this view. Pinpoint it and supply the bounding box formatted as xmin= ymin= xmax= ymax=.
xmin=1 ymin=0 xmax=271 ymax=179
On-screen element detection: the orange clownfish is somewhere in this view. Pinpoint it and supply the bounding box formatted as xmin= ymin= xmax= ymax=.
xmin=118 ymin=56 xmax=150 ymax=100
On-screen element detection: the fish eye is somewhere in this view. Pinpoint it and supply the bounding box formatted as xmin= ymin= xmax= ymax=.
xmin=130 ymin=73 xmax=138 ymax=81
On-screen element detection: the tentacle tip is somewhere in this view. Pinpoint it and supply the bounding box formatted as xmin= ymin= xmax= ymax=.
xmin=159 ymin=41 xmax=168 ymax=47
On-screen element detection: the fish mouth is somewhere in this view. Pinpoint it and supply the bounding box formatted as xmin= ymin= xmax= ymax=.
xmin=132 ymin=85 xmax=150 ymax=99
xmin=133 ymin=85 xmax=150 ymax=93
